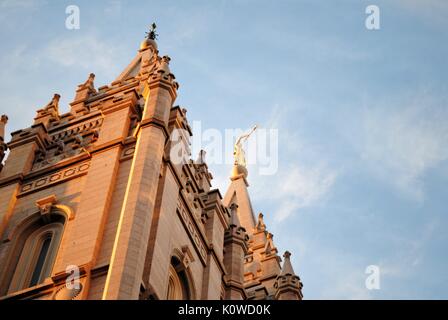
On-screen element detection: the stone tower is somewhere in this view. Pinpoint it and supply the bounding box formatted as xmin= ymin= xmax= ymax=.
xmin=0 ymin=28 xmax=303 ymax=300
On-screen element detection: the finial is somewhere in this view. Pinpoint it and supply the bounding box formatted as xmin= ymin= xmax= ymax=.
xmin=196 ymin=150 xmax=206 ymax=164
xmin=84 ymin=73 xmax=95 ymax=86
xmin=0 ymin=114 xmax=8 ymax=124
xmin=255 ymin=212 xmax=266 ymax=231
xmin=0 ymin=114 xmax=8 ymax=141
xmin=79 ymin=73 xmax=96 ymax=94
xmin=42 ymin=94 xmax=60 ymax=110
xmin=229 ymin=203 xmax=241 ymax=228
xmin=280 ymin=250 xmax=295 ymax=276
xmin=146 ymin=22 xmax=158 ymax=40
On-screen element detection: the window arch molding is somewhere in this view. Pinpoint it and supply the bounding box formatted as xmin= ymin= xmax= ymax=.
xmin=166 ymin=248 xmax=196 ymax=300
xmin=3 ymin=204 xmax=73 ymax=244
xmin=0 ymin=206 xmax=70 ymax=296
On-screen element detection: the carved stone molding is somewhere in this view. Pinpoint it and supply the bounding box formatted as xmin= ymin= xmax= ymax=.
xmin=50 ymin=117 xmax=103 ymax=142
xmin=180 ymin=245 xmax=195 ymax=270
xmin=36 ymin=195 xmax=57 ymax=218
xmin=176 ymin=200 xmax=207 ymax=264
xmin=120 ymin=144 xmax=135 ymax=161
xmin=19 ymin=161 xmax=91 ymax=196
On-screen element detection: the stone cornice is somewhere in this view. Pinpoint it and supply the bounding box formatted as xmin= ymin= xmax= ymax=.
xmin=0 ymin=138 xmax=128 ymax=190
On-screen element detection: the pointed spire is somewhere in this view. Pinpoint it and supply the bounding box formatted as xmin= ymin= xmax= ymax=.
xmin=195 ymin=150 xmax=206 ymax=165
xmin=0 ymin=115 xmax=8 ymax=169
xmin=0 ymin=115 xmax=8 ymax=141
xmin=264 ymin=232 xmax=278 ymax=255
xmin=71 ymin=73 xmax=98 ymax=114
xmin=224 ymin=174 xmax=256 ymax=234
xmin=229 ymin=203 xmax=241 ymax=228
xmin=223 ymin=201 xmax=249 ymax=299
xmin=44 ymin=94 xmax=60 ymax=111
xmin=274 ymin=250 xmax=303 ymax=300
xmin=81 ymin=73 xmax=96 ymax=94
xmin=34 ymin=94 xmax=61 ymax=126
xmin=280 ymin=251 xmax=295 ymax=276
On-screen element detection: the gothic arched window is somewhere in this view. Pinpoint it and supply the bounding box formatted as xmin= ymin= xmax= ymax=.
xmin=166 ymin=257 xmax=192 ymax=300
xmin=5 ymin=213 xmax=65 ymax=294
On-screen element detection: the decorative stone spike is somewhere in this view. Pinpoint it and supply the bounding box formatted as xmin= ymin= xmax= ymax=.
xmin=255 ymin=212 xmax=266 ymax=231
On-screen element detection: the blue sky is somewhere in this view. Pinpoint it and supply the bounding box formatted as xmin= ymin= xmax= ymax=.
xmin=1 ymin=0 xmax=447 ymax=299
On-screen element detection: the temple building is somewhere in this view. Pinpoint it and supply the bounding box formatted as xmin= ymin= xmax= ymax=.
xmin=0 ymin=27 xmax=303 ymax=300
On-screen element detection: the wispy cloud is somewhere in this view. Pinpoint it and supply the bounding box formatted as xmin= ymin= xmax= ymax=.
xmin=359 ymin=93 xmax=448 ymax=201
xmin=250 ymin=103 xmax=338 ymax=222
xmin=43 ymin=34 xmax=126 ymax=79
xmin=267 ymin=164 xmax=336 ymax=222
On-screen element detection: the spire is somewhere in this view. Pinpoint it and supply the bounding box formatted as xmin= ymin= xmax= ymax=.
xmin=223 ymin=126 xmax=259 ymax=233
xmin=223 ymin=185 xmax=256 ymax=234
xmin=264 ymin=232 xmax=278 ymax=255
xmin=229 ymin=203 xmax=241 ymax=228
xmin=70 ymin=73 xmax=98 ymax=115
xmin=0 ymin=115 xmax=8 ymax=170
xmin=114 ymin=25 xmax=161 ymax=92
xmin=81 ymin=73 xmax=96 ymax=94
xmin=280 ymin=251 xmax=295 ymax=276
xmin=255 ymin=212 xmax=266 ymax=231
xmin=0 ymin=115 xmax=7 ymax=142
xmin=195 ymin=150 xmax=206 ymax=165
xmin=273 ymin=250 xmax=303 ymax=300
xmin=34 ymin=94 xmax=61 ymax=126
xmin=223 ymin=202 xmax=249 ymax=300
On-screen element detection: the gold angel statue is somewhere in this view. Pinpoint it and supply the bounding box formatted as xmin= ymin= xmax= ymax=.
xmin=234 ymin=125 xmax=257 ymax=167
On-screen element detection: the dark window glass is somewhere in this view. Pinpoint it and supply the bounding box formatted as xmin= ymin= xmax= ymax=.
xmin=29 ymin=237 xmax=51 ymax=287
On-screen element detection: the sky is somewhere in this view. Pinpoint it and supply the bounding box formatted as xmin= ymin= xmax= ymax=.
xmin=0 ymin=0 xmax=447 ymax=299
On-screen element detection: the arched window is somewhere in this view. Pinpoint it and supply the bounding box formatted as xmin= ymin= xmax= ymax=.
xmin=5 ymin=213 xmax=65 ymax=294
xmin=166 ymin=257 xmax=192 ymax=300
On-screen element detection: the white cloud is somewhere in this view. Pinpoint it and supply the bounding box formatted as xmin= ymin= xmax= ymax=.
xmin=43 ymin=34 xmax=127 ymax=79
xmin=249 ymin=103 xmax=338 ymax=222
xmin=103 ymin=0 xmax=122 ymax=16
xmin=360 ymin=95 xmax=448 ymax=201
xmin=207 ymin=101 xmax=338 ymax=223
xmin=269 ymin=165 xmax=336 ymax=222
